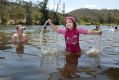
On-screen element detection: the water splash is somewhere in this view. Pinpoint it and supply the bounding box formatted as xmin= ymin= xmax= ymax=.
xmin=39 ymin=21 xmax=62 ymax=67
xmin=102 ymin=28 xmax=115 ymax=32
xmin=39 ymin=20 xmax=48 ymax=46
xmin=86 ymin=27 xmax=116 ymax=57
xmin=86 ymin=35 xmax=102 ymax=58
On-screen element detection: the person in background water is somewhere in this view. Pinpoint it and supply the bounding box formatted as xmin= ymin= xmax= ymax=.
xmin=93 ymin=25 xmax=101 ymax=31
xmin=47 ymin=16 xmax=101 ymax=78
xmin=12 ymin=25 xmax=28 ymax=55
xmin=114 ymin=26 xmax=118 ymax=31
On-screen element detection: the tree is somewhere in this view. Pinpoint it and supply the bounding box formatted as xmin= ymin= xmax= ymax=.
xmin=25 ymin=1 xmax=33 ymax=25
xmin=51 ymin=0 xmax=61 ymax=24
xmin=38 ymin=0 xmax=49 ymax=25
xmin=0 ymin=0 xmax=9 ymax=24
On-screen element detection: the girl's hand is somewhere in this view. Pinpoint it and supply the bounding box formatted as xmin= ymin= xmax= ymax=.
xmin=47 ymin=19 xmax=52 ymax=24
xmin=47 ymin=19 xmax=58 ymax=32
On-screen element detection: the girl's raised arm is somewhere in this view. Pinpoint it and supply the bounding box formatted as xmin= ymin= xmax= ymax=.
xmin=87 ymin=30 xmax=102 ymax=35
xmin=47 ymin=19 xmax=59 ymax=32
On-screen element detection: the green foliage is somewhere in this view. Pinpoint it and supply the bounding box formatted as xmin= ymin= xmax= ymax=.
xmin=68 ymin=8 xmax=119 ymax=25
xmin=1 ymin=1 xmax=119 ymax=25
xmin=38 ymin=0 xmax=49 ymax=25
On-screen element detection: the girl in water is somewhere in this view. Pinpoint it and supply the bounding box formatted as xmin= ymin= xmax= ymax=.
xmin=47 ymin=16 xmax=101 ymax=78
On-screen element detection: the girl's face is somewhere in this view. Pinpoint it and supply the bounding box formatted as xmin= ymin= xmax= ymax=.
xmin=65 ymin=18 xmax=74 ymax=30
xmin=17 ymin=27 xmax=24 ymax=35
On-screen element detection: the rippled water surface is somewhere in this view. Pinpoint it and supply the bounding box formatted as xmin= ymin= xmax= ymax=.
xmin=0 ymin=25 xmax=119 ymax=80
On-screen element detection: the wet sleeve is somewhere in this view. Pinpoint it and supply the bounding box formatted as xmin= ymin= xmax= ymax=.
xmin=77 ymin=27 xmax=88 ymax=34
xmin=57 ymin=28 xmax=66 ymax=35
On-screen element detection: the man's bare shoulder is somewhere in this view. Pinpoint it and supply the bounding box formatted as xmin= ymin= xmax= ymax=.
xmin=12 ymin=33 xmax=17 ymax=37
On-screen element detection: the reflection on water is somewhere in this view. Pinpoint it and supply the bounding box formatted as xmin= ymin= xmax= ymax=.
xmin=103 ymin=68 xmax=119 ymax=80
xmin=0 ymin=25 xmax=119 ymax=80
xmin=0 ymin=32 xmax=12 ymax=50
xmin=16 ymin=44 xmax=24 ymax=57
xmin=58 ymin=52 xmax=80 ymax=79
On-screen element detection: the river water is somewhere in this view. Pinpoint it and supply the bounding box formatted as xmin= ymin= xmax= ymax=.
xmin=0 ymin=25 xmax=119 ymax=80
